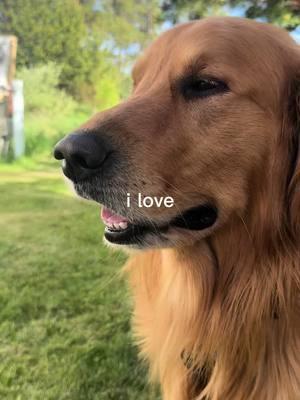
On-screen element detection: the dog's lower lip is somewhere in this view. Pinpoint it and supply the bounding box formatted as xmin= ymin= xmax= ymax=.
xmin=102 ymin=204 xmax=218 ymax=245
xmin=104 ymin=222 xmax=167 ymax=245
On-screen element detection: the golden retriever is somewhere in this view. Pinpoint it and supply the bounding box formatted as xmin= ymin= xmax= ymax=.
xmin=54 ymin=17 xmax=300 ymax=400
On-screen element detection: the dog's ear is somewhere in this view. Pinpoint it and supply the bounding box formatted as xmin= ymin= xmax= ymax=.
xmin=287 ymin=75 xmax=300 ymax=237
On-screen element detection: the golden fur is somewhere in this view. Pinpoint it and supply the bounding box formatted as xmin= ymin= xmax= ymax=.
xmin=82 ymin=17 xmax=300 ymax=399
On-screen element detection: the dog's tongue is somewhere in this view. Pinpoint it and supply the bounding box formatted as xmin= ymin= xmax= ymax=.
xmin=101 ymin=207 xmax=128 ymax=225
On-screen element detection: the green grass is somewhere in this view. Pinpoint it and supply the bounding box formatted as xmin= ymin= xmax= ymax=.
xmin=0 ymin=161 xmax=159 ymax=400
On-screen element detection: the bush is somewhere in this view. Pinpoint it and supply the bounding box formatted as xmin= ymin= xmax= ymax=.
xmin=18 ymin=63 xmax=76 ymax=114
xmin=17 ymin=63 xmax=92 ymax=155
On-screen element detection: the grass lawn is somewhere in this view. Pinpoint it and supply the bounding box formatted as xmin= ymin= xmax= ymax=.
xmin=0 ymin=158 xmax=159 ymax=400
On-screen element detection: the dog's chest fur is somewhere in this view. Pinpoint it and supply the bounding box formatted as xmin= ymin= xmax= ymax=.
xmin=126 ymin=236 xmax=300 ymax=400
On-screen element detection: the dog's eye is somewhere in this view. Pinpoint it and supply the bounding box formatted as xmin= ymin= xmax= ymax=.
xmin=181 ymin=77 xmax=229 ymax=100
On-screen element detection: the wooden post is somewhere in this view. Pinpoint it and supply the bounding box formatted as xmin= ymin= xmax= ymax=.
xmin=8 ymin=36 xmax=18 ymax=84
xmin=0 ymin=35 xmax=19 ymax=158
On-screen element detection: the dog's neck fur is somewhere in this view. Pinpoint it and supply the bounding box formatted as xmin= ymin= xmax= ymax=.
xmin=127 ymin=215 xmax=299 ymax=400
xmin=126 ymin=157 xmax=300 ymax=399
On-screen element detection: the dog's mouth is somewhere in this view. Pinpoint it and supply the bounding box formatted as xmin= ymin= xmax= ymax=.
xmin=101 ymin=205 xmax=218 ymax=246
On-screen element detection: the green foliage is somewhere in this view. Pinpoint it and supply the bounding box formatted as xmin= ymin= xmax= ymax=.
xmin=83 ymin=0 xmax=161 ymax=48
xmin=162 ymin=0 xmax=300 ymax=30
xmin=17 ymin=63 xmax=92 ymax=155
xmin=86 ymin=55 xmax=132 ymax=110
xmin=17 ymin=63 xmax=76 ymax=114
xmin=94 ymin=72 xmax=122 ymax=110
xmin=0 ymin=165 xmax=160 ymax=399
xmin=0 ymin=0 xmax=161 ymax=99
xmin=0 ymin=0 xmax=91 ymax=94
xmin=236 ymin=0 xmax=300 ymax=31
xmin=78 ymin=0 xmax=161 ymax=104
xmin=161 ymin=0 xmax=224 ymax=21
xmin=15 ymin=61 xmax=129 ymax=157
xmin=2 ymin=0 xmax=298 ymax=103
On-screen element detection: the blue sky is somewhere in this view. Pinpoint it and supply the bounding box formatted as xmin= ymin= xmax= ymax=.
xmin=290 ymin=27 xmax=300 ymax=42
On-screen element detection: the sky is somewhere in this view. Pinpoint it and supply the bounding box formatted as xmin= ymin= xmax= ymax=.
xmin=290 ymin=26 xmax=300 ymax=42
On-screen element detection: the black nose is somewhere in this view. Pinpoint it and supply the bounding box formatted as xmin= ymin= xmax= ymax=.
xmin=53 ymin=132 xmax=110 ymax=182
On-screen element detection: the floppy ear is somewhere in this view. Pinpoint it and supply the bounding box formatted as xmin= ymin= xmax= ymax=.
xmin=287 ymin=75 xmax=300 ymax=237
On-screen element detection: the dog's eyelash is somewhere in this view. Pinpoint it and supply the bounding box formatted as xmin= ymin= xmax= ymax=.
xmin=180 ymin=76 xmax=229 ymax=100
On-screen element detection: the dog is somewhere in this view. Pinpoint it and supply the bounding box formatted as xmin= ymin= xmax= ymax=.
xmin=54 ymin=17 xmax=300 ymax=400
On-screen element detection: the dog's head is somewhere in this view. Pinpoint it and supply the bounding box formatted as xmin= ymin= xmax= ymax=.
xmin=54 ymin=17 xmax=300 ymax=249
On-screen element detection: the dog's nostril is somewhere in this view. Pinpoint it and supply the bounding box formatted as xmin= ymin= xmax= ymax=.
xmin=53 ymin=148 xmax=64 ymax=161
xmin=72 ymin=154 xmax=95 ymax=170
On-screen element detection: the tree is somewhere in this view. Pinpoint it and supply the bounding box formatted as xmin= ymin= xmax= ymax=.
xmin=81 ymin=0 xmax=161 ymax=63
xmin=233 ymin=0 xmax=300 ymax=31
xmin=79 ymin=0 xmax=162 ymax=103
xmin=161 ymin=0 xmax=300 ymax=31
xmin=0 ymin=0 xmax=162 ymax=99
xmin=0 ymin=0 xmax=90 ymax=93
